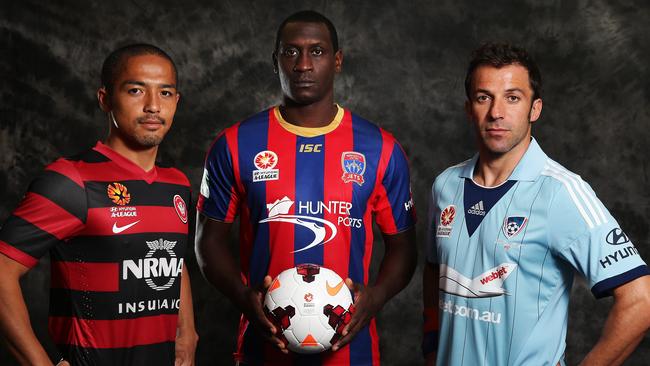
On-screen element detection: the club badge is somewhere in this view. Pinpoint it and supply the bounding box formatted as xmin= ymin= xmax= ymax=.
xmin=502 ymin=216 xmax=528 ymax=238
xmin=173 ymin=195 xmax=188 ymax=224
xmin=341 ymin=151 xmax=366 ymax=186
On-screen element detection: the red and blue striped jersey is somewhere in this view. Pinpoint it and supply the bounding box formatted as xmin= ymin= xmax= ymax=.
xmin=197 ymin=106 xmax=416 ymax=366
xmin=0 ymin=142 xmax=191 ymax=365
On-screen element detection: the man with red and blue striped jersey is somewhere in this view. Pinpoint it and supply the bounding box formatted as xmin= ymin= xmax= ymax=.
xmin=195 ymin=10 xmax=417 ymax=366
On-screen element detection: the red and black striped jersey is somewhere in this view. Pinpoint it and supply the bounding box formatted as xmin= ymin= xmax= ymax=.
xmin=0 ymin=142 xmax=191 ymax=365
xmin=198 ymin=106 xmax=416 ymax=366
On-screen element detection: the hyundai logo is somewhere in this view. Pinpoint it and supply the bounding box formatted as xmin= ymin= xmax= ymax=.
xmin=606 ymin=228 xmax=630 ymax=245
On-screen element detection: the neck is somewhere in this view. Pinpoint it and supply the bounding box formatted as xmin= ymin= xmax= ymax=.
xmin=473 ymin=138 xmax=531 ymax=187
xmin=280 ymin=95 xmax=337 ymax=128
xmin=105 ymin=134 xmax=158 ymax=172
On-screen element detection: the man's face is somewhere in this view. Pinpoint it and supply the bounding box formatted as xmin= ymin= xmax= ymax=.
xmin=99 ymin=54 xmax=179 ymax=148
xmin=466 ymin=64 xmax=542 ymax=157
xmin=275 ymin=21 xmax=342 ymax=105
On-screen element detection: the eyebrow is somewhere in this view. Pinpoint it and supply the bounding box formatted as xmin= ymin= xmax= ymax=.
xmin=475 ymin=87 xmax=526 ymax=94
xmin=122 ymin=80 xmax=177 ymax=89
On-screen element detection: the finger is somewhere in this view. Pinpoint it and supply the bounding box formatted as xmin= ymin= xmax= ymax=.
xmin=344 ymin=277 xmax=355 ymax=290
xmin=262 ymin=275 xmax=273 ymax=289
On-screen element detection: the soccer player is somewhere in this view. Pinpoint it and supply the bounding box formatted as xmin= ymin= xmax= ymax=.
xmin=422 ymin=43 xmax=650 ymax=365
xmin=0 ymin=44 xmax=198 ymax=365
xmin=195 ymin=10 xmax=417 ymax=366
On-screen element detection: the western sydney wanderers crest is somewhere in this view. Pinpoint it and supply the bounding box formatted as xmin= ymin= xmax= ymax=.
xmin=253 ymin=150 xmax=280 ymax=182
xmin=341 ymin=151 xmax=365 ymax=186
xmin=437 ymin=205 xmax=456 ymax=238
xmin=173 ymin=194 xmax=188 ymax=224
xmin=107 ymin=182 xmax=131 ymax=205
xmin=502 ymin=216 xmax=527 ymax=238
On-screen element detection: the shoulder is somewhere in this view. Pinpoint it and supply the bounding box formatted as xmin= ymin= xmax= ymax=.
xmin=348 ymin=110 xmax=398 ymax=142
xmin=156 ymin=165 xmax=191 ymax=187
xmin=433 ymin=159 xmax=470 ymax=191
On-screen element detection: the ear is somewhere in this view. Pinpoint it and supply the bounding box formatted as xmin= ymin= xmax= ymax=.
xmin=97 ymin=87 xmax=111 ymax=112
xmin=529 ymin=98 xmax=543 ymax=123
xmin=272 ymin=52 xmax=278 ymax=74
xmin=334 ymin=49 xmax=343 ymax=73
xmin=465 ymin=99 xmax=472 ymax=121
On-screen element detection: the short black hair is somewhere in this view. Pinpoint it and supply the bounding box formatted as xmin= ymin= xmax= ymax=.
xmin=101 ymin=43 xmax=177 ymax=93
xmin=465 ymin=43 xmax=542 ymax=101
xmin=274 ymin=10 xmax=339 ymax=54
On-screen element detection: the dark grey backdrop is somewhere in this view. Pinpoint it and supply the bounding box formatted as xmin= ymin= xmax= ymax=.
xmin=1 ymin=1 xmax=649 ymax=365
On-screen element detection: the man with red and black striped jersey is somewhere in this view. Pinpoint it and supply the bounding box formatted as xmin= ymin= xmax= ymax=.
xmin=195 ymin=10 xmax=417 ymax=366
xmin=0 ymin=44 xmax=198 ymax=365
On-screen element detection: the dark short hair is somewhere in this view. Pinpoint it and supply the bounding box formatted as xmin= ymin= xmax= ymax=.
xmin=274 ymin=10 xmax=339 ymax=54
xmin=465 ymin=43 xmax=542 ymax=101
xmin=101 ymin=43 xmax=177 ymax=93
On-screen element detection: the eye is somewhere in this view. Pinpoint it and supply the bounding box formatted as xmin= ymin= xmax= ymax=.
xmin=311 ymin=48 xmax=324 ymax=56
xmin=506 ymin=95 xmax=520 ymax=103
xmin=161 ymin=90 xmax=174 ymax=97
xmin=476 ymin=95 xmax=490 ymax=103
xmin=128 ymin=88 xmax=143 ymax=95
xmin=283 ymin=48 xmax=298 ymax=57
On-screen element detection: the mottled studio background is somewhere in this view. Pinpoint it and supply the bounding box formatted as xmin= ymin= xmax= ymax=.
xmin=1 ymin=0 xmax=649 ymax=365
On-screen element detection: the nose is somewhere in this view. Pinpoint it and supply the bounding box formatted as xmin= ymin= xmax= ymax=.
xmin=293 ymin=52 xmax=313 ymax=72
xmin=489 ymin=99 xmax=504 ymax=120
xmin=144 ymin=91 xmax=160 ymax=114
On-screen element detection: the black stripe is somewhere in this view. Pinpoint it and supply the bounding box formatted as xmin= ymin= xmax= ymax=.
xmin=54 ymin=233 xmax=188 ymax=262
xmin=49 ymin=284 xmax=182 ymax=319
xmin=67 ymin=149 xmax=111 ymax=164
xmin=85 ymin=181 xmax=190 ymax=208
xmin=59 ymin=341 xmax=175 ymax=365
xmin=0 ymin=215 xmax=62 ymax=259
xmin=28 ymin=170 xmax=87 ymax=221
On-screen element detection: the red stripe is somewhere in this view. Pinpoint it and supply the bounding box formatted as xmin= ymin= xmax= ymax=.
xmin=322 ymin=111 xmax=352 ymax=366
xmin=51 ymin=261 xmax=119 ymax=292
xmin=0 ymin=240 xmax=38 ymax=268
xmin=13 ymin=192 xmax=84 ymax=240
xmin=156 ymin=167 xmax=190 ymax=187
xmin=82 ymin=206 xmax=187 ymax=236
xmin=362 ymin=206 xmax=375 ymax=284
xmin=46 ymin=159 xmax=84 ymax=188
xmin=370 ymin=319 xmax=381 ymax=366
xmin=74 ymin=161 xmax=184 ymax=186
xmin=48 ymin=314 xmax=177 ymax=348
xmin=266 ymin=109 xmax=296 ymax=278
xmin=371 ymin=132 xmax=398 ymax=234
xmin=226 ymin=123 xmax=245 ymax=205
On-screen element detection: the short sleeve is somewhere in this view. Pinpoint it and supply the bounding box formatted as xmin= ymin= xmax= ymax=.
xmin=0 ymin=159 xmax=86 ymax=268
xmin=549 ymin=180 xmax=648 ymax=298
xmin=425 ymin=181 xmax=438 ymax=264
xmin=197 ymin=132 xmax=240 ymax=222
xmin=373 ymin=140 xmax=416 ymax=234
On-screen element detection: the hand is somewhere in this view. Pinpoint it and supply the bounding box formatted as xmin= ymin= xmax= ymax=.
xmin=56 ymin=360 xmax=70 ymax=366
xmin=331 ymin=278 xmax=386 ymax=351
xmin=239 ymin=275 xmax=288 ymax=354
xmin=174 ymin=330 xmax=198 ymax=366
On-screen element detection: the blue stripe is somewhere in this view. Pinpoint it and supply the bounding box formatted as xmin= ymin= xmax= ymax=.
xmin=294 ymin=135 xmax=325 ymax=266
xmin=592 ymin=265 xmax=649 ymax=298
xmin=203 ymin=134 xmax=235 ymax=220
xmin=349 ymin=114 xmax=382 ymax=365
xmin=383 ymin=144 xmax=416 ymax=231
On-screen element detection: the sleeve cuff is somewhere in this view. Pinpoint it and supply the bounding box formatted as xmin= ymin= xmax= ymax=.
xmin=591 ymin=265 xmax=650 ymax=299
xmin=0 ymin=240 xmax=38 ymax=268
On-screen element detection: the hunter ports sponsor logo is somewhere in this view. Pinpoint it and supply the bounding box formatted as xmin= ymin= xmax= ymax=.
xmin=606 ymin=228 xmax=630 ymax=245
xmin=439 ymin=263 xmax=517 ymax=298
xmin=253 ymin=150 xmax=279 ymax=182
xmin=436 ymin=205 xmax=456 ymax=238
xmin=122 ymin=238 xmax=184 ymax=291
xmin=107 ymin=182 xmax=131 ymax=206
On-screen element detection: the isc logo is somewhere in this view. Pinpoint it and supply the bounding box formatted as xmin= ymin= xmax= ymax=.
xmin=299 ymin=144 xmax=322 ymax=153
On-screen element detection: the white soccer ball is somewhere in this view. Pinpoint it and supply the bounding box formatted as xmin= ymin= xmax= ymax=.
xmin=263 ymin=264 xmax=355 ymax=354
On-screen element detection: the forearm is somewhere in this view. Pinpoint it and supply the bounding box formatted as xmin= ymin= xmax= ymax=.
xmin=580 ymin=277 xmax=650 ymax=366
xmin=0 ymin=264 xmax=52 ymax=365
xmin=373 ymin=228 xmax=417 ymax=305
xmin=177 ymin=266 xmax=197 ymax=339
xmin=422 ymin=262 xmax=439 ymax=363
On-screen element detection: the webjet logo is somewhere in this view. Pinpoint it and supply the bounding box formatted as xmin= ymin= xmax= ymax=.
xmin=439 ymin=263 xmax=517 ymax=298
xmin=260 ymin=196 xmax=338 ymax=253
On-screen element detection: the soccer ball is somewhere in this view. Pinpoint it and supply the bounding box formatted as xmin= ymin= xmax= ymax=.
xmin=264 ymin=264 xmax=355 ymax=354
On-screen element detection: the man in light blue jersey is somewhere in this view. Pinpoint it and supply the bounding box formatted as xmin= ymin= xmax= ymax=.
xmin=422 ymin=43 xmax=650 ymax=366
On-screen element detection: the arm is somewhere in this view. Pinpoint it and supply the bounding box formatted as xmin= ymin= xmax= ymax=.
xmin=422 ymin=262 xmax=439 ymax=366
xmin=332 ymin=227 xmax=417 ymax=351
xmin=579 ymin=275 xmax=650 ymax=366
xmin=0 ymin=253 xmax=53 ymax=366
xmin=194 ymin=213 xmax=286 ymax=352
xmin=174 ymin=265 xmax=198 ymax=366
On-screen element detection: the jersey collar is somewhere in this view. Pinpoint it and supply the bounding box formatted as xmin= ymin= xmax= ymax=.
xmin=93 ymin=141 xmax=159 ymax=184
xmin=273 ymin=104 xmax=344 ymax=137
xmin=459 ymin=137 xmax=548 ymax=182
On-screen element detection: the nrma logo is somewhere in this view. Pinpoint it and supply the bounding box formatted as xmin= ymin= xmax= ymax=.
xmin=439 ymin=263 xmax=517 ymax=298
xmin=123 ymin=239 xmax=183 ymax=291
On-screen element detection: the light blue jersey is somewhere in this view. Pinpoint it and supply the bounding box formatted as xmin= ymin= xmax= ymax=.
xmin=426 ymin=138 xmax=648 ymax=366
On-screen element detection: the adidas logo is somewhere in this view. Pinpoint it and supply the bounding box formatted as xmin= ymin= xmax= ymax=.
xmin=467 ymin=200 xmax=486 ymax=216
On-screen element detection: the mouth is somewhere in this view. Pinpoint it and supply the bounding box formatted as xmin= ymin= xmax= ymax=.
xmin=485 ymin=127 xmax=509 ymax=136
xmin=292 ymin=79 xmax=316 ymax=88
xmin=137 ymin=116 xmax=165 ymax=130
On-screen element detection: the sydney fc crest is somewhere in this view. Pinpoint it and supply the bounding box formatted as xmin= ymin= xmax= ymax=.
xmin=341 ymin=151 xmax=366 ymax=186
xmin=502 ymin=216 xmax=528 ymax=238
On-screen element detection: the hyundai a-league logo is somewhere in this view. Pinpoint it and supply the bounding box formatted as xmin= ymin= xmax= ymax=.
xmin=502 ymin=216 xmax=528 ymax=238
xmin=341 ymin=152 xmax=366 ymax=186
xmin=253 ymin=150 xmax=280 ymax=182
xmin=436 ymin=205 xmax=455 ymax=238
